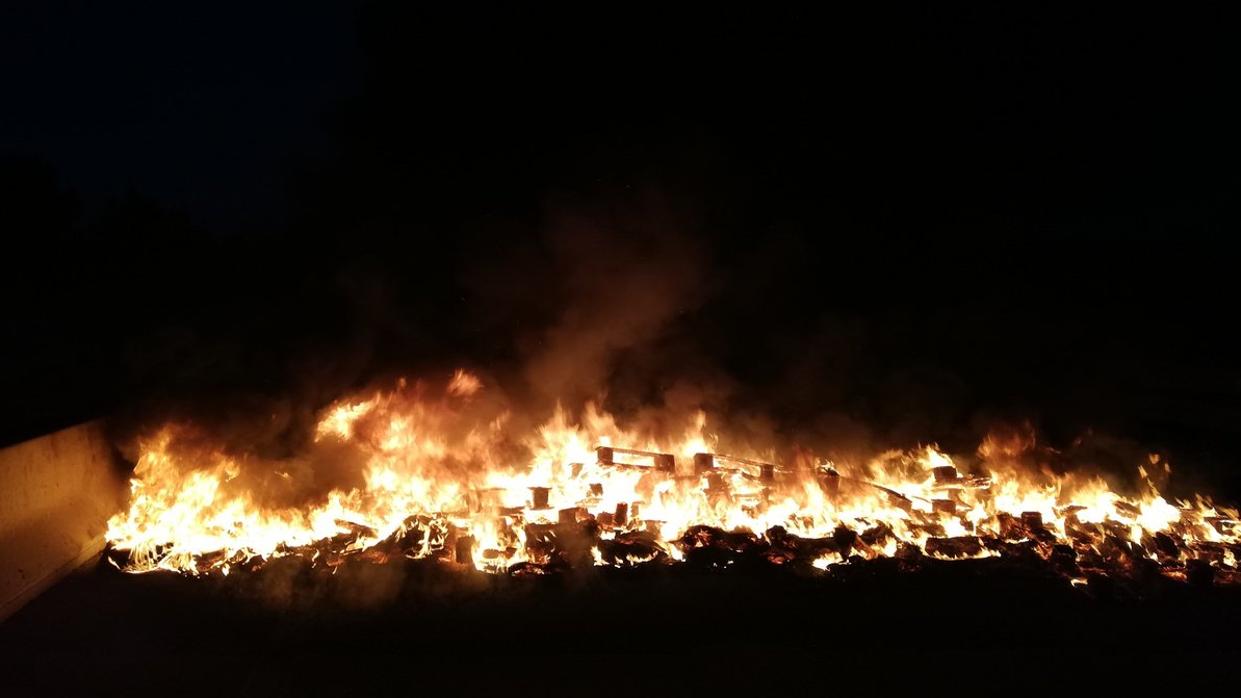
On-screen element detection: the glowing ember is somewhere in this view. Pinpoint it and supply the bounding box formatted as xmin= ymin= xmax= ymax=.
xmin=105 ymin=371 xmax=1240 ymax=587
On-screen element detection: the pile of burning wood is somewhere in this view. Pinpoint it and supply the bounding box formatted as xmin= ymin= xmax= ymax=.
xmin=105 ymin=442 xmax=1241 ymax=596
xmin=99 ymin=374 xmax=1241 ymax=597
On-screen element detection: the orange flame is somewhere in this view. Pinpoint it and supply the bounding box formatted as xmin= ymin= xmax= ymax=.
xmin=105 ymin=371 xmax=1241 ymax=586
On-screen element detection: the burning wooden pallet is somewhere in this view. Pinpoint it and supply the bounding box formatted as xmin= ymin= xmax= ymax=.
xmin=594 ymin=445 xmax=789 ymax=482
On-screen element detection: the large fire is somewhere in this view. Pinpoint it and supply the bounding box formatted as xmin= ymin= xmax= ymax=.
xmin=104 ymin=371 xmax=1240 ymax=589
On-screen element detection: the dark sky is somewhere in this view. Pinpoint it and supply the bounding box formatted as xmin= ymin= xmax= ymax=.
xmin=0 ymin=2 xmax=359 ymax=231
xmin=2 ymin=3 xmax=1236 ymax=233
xmin=2 ymin=3 xmax=1240 ymax=497
xmin=2 ymin=4 xmax=1235 ymax=234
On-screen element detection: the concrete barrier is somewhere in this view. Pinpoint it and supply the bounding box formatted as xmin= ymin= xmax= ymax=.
xmin=0 ymin=421 xmax=125 ymax=620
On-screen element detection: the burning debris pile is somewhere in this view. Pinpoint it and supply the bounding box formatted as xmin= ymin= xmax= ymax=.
xmin=104 ymin=371 xmax=1241 ymax=593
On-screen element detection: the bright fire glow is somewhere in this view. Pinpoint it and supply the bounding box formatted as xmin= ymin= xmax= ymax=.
xmin=105 ymin=372 xmax=1241 ymax=586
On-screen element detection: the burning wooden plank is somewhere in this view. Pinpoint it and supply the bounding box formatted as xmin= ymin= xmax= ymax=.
xmin=818 ymin=464 xmax=915 ymax=511
xmin=334 ymin=519 xmax=379 ymax=540
xmin=930 ymin=464 xmax=992 ymax=491
xmin=694 ymin=452 xmax=783 ymax=482
xmin=596 ymin=446 xmax=676 ymax=472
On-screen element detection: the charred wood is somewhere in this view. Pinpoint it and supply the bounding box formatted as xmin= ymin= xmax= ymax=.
xmin=925 ymin=536 xmax=983 ymax=558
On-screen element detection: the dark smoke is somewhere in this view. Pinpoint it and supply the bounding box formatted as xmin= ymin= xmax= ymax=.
xmin=518 ymin=197 xmax=711 ymax=407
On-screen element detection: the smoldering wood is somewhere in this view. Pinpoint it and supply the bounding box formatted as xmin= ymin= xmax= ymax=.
xmin=1049 ymin=544 xmax=1081 ymax=576
xmin=925 ymin=536 xmax=983 ymax=558
xmin=1191 ymin=541 xmax=1226 ymax=562
xmin=895 ymin=542 xmax=924 ymax=560
xmin=1127 ymin=556 xmax=1170 ymax=589
xmin=596 ymin=530 xmax=667 ymax=566
xmin=1212 ymin=567 xmax=1240 ymax=586
xmin=312 ymin=531 xmax=371 ymax=568
xmin=190 ymin=550 xmax=229 ymax=571
xmin=1186 ymin=558 xmax=1216 ymax=587
xmin=530 ymin=487 xmax=550 ymax=510
xmin=832 ymin=525 xmax=858 ymax=558
xmin=677 ymin=525 xmax=762 ymax=552
xmin=765 ymin=525 xmax=791 ymax=546
xmin=356 ymin=546 xmax=393 ymax=565
xmin=507 ymin=561 xmax=552 ymax=577
xmin=1099 ymin=535 xmax=1142 ymax=567
xmin=1149 ymin=532 xmax=1183 ymax=561
xmin=1075 ymin=548 xmax=1106 ymax=570
xmin=455 ymin=536 xmax=475 ymax=564
xmin=860 ymin=522 xmax=895 ymax=546
xmin=999 ymin=511 xmax=1056 ymax=544
xmin=983 ymin=537 xmax=1041 ymax=562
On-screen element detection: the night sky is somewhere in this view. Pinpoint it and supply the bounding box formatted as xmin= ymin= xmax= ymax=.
xmin=1 ymin=2 xmax=359 ymax=231
xmin=2 ymin=4 xmax=1239 ymax=494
